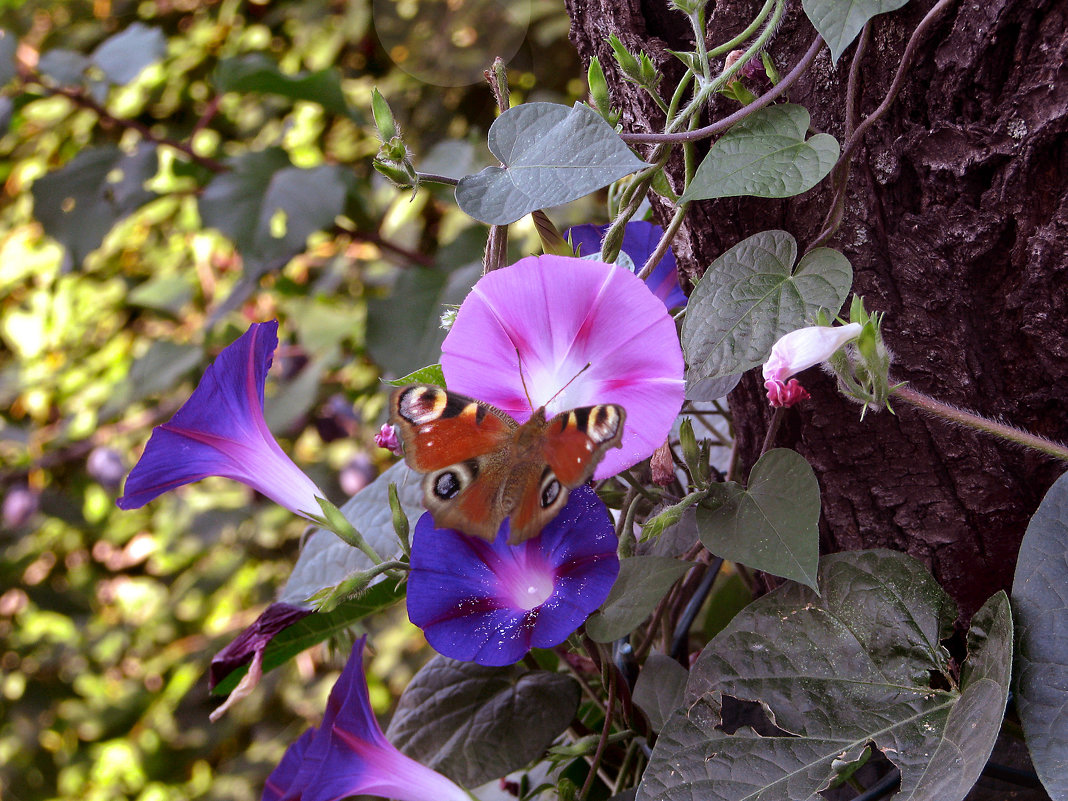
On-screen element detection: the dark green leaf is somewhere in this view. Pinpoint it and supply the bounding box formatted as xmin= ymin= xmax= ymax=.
xmin=384 ymin=364 xmax=446 ymax=387
xmin=696 ymin=449 xmax=820 ymax=590
xmin=126 ymin=275 xmax=194 ymax=316
xmin=387 ymin=658 xmax=580 ymax=788
xmin=366 ymin=229 xmax=484 ymax=376
xmin=0 ymin=29 xmax=16 ymax=86
xmin=32 ymin=144 xmax=157 ymax=265
xmin=680 ymin=105 xmax=839 ymax=201
xmin=211 ymin=583 xmax=404 ymax=697
xmin=803 ymin=0 xmax=910 ymax=64
xmin=586 ymin=556 xmax=692 ymax=642
xmin=198 ymin=150 xmax=348 ymax=277
xmin=633 ymin=654 xmax=688 ymax=732
xmin=680 ymin=230 xmax=852 ymax=387
xmin=91 ymin=23 xmax=166 ymax=85
xmin=455 ymin=102 xmax=647 ymax=225
xmin=279 ymin=462 xmax=424 ymax=605
xmin=639 ymin=551 xmax=1010 ymax=801
xmin=214 ymin=53 xmax=357 ymax=119
xmin=1012 ymin=471 xmax=1068 ymax=800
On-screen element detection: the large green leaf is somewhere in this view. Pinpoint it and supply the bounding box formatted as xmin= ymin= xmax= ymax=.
xmin=198 ymin=149 xmax=349 ymax=277
xmin=366 ymin=228 xmax=484 ymax=377
xmin=91 ymin=23 xmax=166 ymax=85
xmin=637 ymin=551 xmax=1011 ymax=801
xmin=214 ymin=53 xmax=357 ymax=119
xmin=803 ymin=0 xmax=911 ymax=64
xmin=696 ymin=449 xmax=820 ymax=591
xmin=32 ymin=144 xmax=158 ymax=266
xmin=387 ymin=658 xmax=580 ymax=788
xmin=586 ymin=556 xmax=692 ymax=643
xmin=279 ymin=461 xmax=424 ymax=605
xmin=680 ymin=105 xmax=839 ymax=201
xmin=210 ymin=584 xmax=404 ymax=697
xmin=680 ymin=230 xmax=852 ymax=388
xmin=455 ymin=102 xmax=647 ymax=225
xmin=632 ymin=654 xmax=688 ymax=733
xmin=1012 ymin=471 xmax=1068 ymax=801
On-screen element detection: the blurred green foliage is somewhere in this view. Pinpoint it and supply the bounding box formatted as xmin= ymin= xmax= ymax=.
xmin=0 ymin=1 xmax=584 ymax=798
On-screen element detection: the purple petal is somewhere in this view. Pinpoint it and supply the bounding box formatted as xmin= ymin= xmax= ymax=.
xmin=567 ymin=221 xmax=687 ymax=309
xmin=117 ymin=321 xmax=324 ymax=518
xmin=407 ymin=486 xmax=619 ymax=666
xmin=269 ymin=637 xmax=468 ymax=801
xmin=210 ymin=603 xmax=312 ymax=690
xmin=440 ymin=255 xmax=684 ymax=477
xmin=263 ymin=728 xmax=314 ymax=801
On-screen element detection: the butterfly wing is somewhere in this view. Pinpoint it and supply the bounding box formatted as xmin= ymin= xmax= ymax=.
xmin=389 ymin=385 xmax=516 ymax=541
xmin=505 ymin=404 xmax=626 ymax=544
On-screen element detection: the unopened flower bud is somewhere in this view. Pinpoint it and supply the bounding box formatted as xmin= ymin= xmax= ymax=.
xmin=763 ymin=323 xmax=864 ymax=383
xmin=650 ymin=440 xmax=675 ymax=486
xmin=374 ymin=423 xmax=401 ymax=455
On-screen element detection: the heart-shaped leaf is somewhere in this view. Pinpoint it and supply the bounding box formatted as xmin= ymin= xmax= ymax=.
xmin=803 ymin=0 xmax=911 ymax=64
xmin=1012 ymin=471 xmax=1068 ymax=801
xmin=214 ymin=53 xmax=358 ymax=120
xmin=696 ymin=448 xmax=820 ymax=590
xmin=91 ymin=23 xmax=166 ymax=85
xmin=638 ymin=550 xmax=1012 ymax=801
xmin=32 ymin=144 xmax=158 ymax=266
xmin=680 ymin=105 xmax=839 ymax=201
xmin=455 ymin=102 xmax=647 ymax=225
xmin=387 ymin=657 xmax=580 ymax=788
xmin=680 ymin=230 xmax=852 ymax=387
xmin=586 ymin=556 xmax=692 ymax=642
xmin=633 ymin=654 xmax=689 ymax=733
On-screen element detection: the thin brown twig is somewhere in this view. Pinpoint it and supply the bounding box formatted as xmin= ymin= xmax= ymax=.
xmin=578 ymin=664 xmax=617 ymax=801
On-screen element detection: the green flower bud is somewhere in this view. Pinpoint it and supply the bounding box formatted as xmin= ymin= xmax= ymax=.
xmin=370 ymin=88 xmax=398 ymax=142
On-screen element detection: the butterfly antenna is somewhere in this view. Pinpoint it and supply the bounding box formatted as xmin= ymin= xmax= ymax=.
xmin=516 ymin=347 xmax=535 ymax=412
xmin=546 ymin=362 xmax=592 ymax=406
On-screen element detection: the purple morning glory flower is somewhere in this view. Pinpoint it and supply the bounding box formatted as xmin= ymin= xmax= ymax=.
xmin=567 ymin=220 xmax=688 ymax=309
xmin=440 ymin=254 xmax=685 ymax=479
xmin=263 ymin=637 xmax=470 ymax=801
xmin=406 ymin=485 xmax=620 ymax=666
xmin=117 ymin=321 xmax=324 ymax=519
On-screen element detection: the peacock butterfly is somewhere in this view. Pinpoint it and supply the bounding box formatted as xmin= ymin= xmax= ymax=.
xmin=388 ymin=384 xmax=625 ymax=544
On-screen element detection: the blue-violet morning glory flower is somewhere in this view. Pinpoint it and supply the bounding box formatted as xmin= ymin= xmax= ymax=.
xmin=117 ymin=321 xmax=325 ymax=519
xmin=407 ymin=485 xmax=619 ymax=666
xmin=263 ymin=636 xmax=470 ymax=801
xmin=567 ymin=220 xmax=688 ymax=309
xmin=440 ymin=255 xmax=685 ymax=479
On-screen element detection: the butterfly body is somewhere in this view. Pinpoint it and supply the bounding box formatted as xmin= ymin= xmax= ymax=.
xmin=389 ymin=384 xmax=625 ymax=543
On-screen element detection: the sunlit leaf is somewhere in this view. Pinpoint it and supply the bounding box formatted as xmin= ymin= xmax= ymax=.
xmin=91 ymin=23 xmax=166 ymax=85
xmin=1012 ymin=471 xmax=1068 ymax=800
xmin=638 ymin=551 xmax=1011 ymax=801
xmin=586 ymin=556 xmax=692 ymax=642
xmin=696 ymin=449 xmax=820 ymax=590
xmin=214 ymin=53 xmax=358 ymax=119
xmin=680 ymin=230 xmax=852 ymax=388
xmin=680 ymin=105 xmax=839 ymax=201
xmin=803 ymin=0 xmax=911 ymax=63
xmin=455 ymin=102 xmax=647 ymax=225
xmin=384 ymin=364 xmax=446 ymax=387
xmin=387 ymin=657 xmax=580 ymax=788
xmin=31 ymin=144 xmax=157 ymax=265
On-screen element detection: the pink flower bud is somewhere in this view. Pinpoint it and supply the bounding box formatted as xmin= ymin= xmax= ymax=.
xmin=374 ymin=423 xmax=401 ymax=455
xmin=762 ymin=324 xmax=863 ymax=383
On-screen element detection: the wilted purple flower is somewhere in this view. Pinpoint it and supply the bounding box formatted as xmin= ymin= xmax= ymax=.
xmin=567 ymin=220 xmax=688 ymax=309
xmin=406 ymin=486 xmax=619 ymax=666
xmin=263 ymin=637 xmax=469 ymax=801
xmin=117 ymin=321 xmax=324 ymax=519
xmin=373 ymin=423 xmax=400 ymax=455
xmin=440 ymin=254 xmax=684 ymax=479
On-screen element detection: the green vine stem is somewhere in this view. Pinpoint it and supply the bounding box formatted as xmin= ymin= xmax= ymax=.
xmin=892 ymin=385 xmax=1068 ymax=463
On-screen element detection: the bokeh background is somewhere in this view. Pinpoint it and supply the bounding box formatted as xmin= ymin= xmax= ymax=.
xmin=0 ymin=2 xmax=590 ymax=798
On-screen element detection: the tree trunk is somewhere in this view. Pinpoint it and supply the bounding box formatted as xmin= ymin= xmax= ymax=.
xmin=565 ymin=0 xmax=1068 ymax=619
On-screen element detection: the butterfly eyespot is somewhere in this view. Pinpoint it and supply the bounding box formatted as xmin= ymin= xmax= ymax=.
xmin=540 ymin=478 xmax=561 ymax=508
xmin=433 ymin=471 xmax=462 ymax=500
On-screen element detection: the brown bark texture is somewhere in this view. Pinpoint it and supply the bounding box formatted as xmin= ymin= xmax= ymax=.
xmin=565 ymin=0 xmax=1068 ymax=619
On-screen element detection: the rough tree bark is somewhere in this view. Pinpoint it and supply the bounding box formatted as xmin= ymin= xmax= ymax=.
xmin=565 ymin=0 xmax=1068 ymax=619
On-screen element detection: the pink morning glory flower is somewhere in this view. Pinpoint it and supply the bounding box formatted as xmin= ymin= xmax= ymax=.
xmin=567 ymin=220 xmax=688 ymax=309
xmin=762 ymin=323 xmax=862 ymax=407
xmin=263 ymin=637 xmax=470 ymax=801
xmin=440 ymin=255 xmax=685 ymax=479
xmin=406 ymin=485 xmax=619 ymax=666
xmin=117 ymin=321 xmax=325 ymax=519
